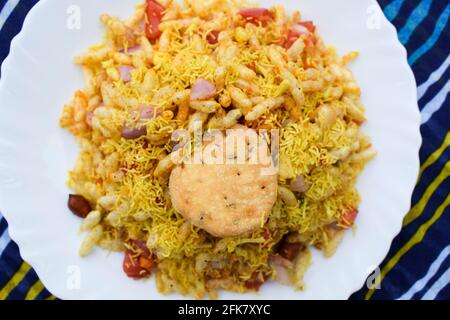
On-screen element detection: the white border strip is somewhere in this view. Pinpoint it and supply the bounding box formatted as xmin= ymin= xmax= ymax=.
xmin=421 ymin=267 xmax=450 ymax=300
xmin=421 ymin=79 xmax=450 ymax=124
xmin=397 ymin=245 xmax=450 ymax=300
xmin=0 ymin=227 xmax=11 ymax=257
xmin=417 ymin=56 xmax=450 ymax=100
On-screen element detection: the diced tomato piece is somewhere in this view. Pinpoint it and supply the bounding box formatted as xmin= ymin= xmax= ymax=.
xmin=130 ymin=239 xmax=151 ymax=258
xmin=244 ymin=279 xmax=264 ymax=291
xmin=206 ymin=30 xmax=220 ymax=44
xmin=262 ymin=228 xmax=271 ymax=240
xmin=305 ymin=34 xmax=317 ymax=47
xmin=139 ymin=256 xmax=154 ymax=270
xmin=146 ymin=16 xmax=162 ymax=40
xmin=285 ymin=31 xmax=317 ymax=49
xmin=340 ymin=208 xmax=358 ymax=228
xmin=290 ymin=21 xmax=316 ymax=39
xmin=278 ymin=241 xmax=303 ymax=261
xmin=123 ymin=239 xmax=154 ymax=279
xmin=297 ymin=21 xmax=316 ymax=33
xmin=123 ymin=250 xmax=151 ymax=279
xmin=244 ymin=273 xmax=269 ymax=291
xmin=145 ymin=0 xmax=165 ymax=41
xmin=146 ymin=0 xmax=165 ymax=18
xmin=284 ymin=21 xmax=316 ymax=49
xmin=239 ymin=8 xmax=273 ymax=26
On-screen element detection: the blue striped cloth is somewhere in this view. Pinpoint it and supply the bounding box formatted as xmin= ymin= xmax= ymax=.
xmin=0 ymin=0 xmax=449 ymax=300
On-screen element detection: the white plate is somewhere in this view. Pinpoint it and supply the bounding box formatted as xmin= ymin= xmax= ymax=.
xmin=0 ymin=0 xmax=420 ymax=299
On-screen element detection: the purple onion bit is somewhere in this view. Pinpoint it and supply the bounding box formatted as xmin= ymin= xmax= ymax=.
xmin=121 ymin=126 xmax=147 ymax=139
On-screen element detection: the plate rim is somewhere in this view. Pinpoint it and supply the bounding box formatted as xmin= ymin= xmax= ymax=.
xmin=0 ymin=0 xmax=422 ymax=300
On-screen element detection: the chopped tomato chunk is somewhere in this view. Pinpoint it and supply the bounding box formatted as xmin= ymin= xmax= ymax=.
xmin=239 ymin=8 xmax=272 ymax=26
xmin=296 ymin=21 xmax=316 ymax=33
xmin=284 ymin=21 xmax=316 ymax=49
xmin=206 ymin=30 xmax=220 ymax=44
xmin=145 ymin=0 xmax=165 ymax=41
xmin=139 ymin=256 xmax=154 ymax=270
xmin=244 ymin=273 xmax=269 ymax=291
xmin=123 ymin=250 xmax=150 ymax=278
xmin=262 ymin=228 xmax=271 ymax=240
xmin=340 ymin=208 xmax=358 ymax=228
xmin=123 ymin=239 xmax=154 ymax=279
xmin=278 ymin=241 xmax=303 ymax=261
xmin=130 ymin=239 xmax=151 ymax=257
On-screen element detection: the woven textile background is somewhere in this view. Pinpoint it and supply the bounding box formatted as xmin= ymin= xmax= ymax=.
xmin=0 ymin=0 xmax=448 ymax=300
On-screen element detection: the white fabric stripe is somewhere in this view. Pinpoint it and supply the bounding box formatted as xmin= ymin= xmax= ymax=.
xmin=0 ymin=0 xmax=20 ymax=31
xmin=397 ymin=245 xmax=450 ymax=300
xmin=417 ymin=56 xmax=450 ymax=100
xmin=421 ymin=267 xmax=450 ymax=300
xmin=421 ymin=79 xmax=450 ymax=124
xmin=0 ymin=227 xmax=11 ymax=257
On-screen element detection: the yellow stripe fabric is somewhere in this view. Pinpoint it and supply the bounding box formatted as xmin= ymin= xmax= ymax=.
xmin=365 ymin=193 xmax=450 ymax=300
xmin=24 ymin=280 xmax=45 ymax=300
xmin=0 ymin=263 xmax=31 ymax=300
xmin=46 ymin=295 xmax=57 ymax=300
xmin=418 ymin=131 xmax=450 ymax=181
xmin=403 ymin=161 xmax=450 ymax=226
